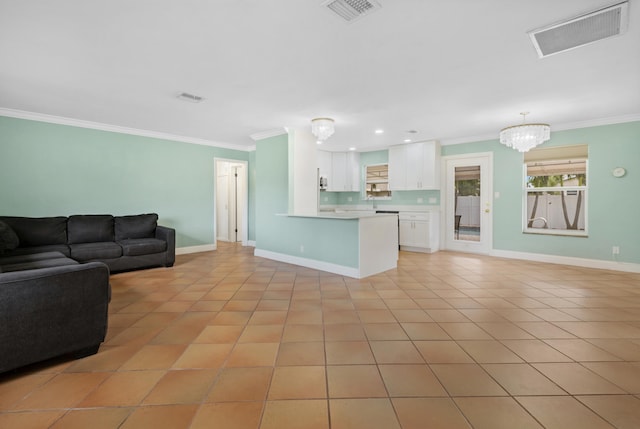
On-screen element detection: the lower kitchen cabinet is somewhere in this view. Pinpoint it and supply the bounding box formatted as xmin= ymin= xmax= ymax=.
xmin=399 ymin=212 xmax=439 ymax=253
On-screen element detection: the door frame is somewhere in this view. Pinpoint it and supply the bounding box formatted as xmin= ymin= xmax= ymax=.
xmin=214 ymin=157 xmax=249 ymax=246
xmin=440 ymin=152 xmax=493 ymax=254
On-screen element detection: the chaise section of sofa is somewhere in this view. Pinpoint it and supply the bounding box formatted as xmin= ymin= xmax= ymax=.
xmin=0 ymin=262 xmax=111 ymax=373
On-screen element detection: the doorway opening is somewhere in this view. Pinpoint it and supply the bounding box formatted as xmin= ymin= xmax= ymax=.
xmin=215 ymin=159 xmax=248 ymax=245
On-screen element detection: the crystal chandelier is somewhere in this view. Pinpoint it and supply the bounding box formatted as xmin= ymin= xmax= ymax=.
xmin=499 ymin=112 xmax=550 ymax=152
xmin=311 ymin=117 xmax=335 ymax=143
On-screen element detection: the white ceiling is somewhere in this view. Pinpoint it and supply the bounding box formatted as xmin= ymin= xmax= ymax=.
xmin=1 ymin=0 xmax=638 ymax=152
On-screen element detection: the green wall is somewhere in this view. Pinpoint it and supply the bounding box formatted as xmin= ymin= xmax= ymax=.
xmin=441 ymin=121 xmax=640 ymax=264
xmin=322 ymin=149 xmax=440 ymax=207
xmin=255 ymin=134 xmax=359 ymax=268
xmin=0 ymin=116 xmax=249 ymax=248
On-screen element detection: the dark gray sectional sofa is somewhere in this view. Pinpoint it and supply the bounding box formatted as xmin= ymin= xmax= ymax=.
xmin=0 ymin=213 xmax=175 ymax=273
xmin=0 ymin=213 xmax=175 ymax=373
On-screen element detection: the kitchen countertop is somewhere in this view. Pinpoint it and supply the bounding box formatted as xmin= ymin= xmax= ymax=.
xmin=279 ymin=212 xmax=397 ymax=220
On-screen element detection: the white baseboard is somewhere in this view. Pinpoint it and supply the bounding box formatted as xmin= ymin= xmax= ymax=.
xmin=254 ymin=249 xmax=361 ymax=278
xmin=176 ymin=244 xmax=216 ymax=255
xmin=490 ymin=249 xmax=640 ymax=274
xmin=246 ymin=240 xmax=256 ymax=247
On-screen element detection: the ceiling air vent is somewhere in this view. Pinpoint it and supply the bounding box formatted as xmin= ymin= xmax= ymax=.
xmin=322 ymin=0 xmax=381 ymax=23
xmin=177 ymin=92 xmax=204 ymax=103
xmin=528 ymin=1 xmax=629 ymax=58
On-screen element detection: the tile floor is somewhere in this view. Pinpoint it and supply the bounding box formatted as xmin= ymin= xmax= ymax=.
xmin=1 ymin=243 xmax=640 ymax=428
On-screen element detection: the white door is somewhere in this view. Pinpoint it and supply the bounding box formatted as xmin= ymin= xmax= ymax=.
xmin=214 ymin=158 xmax=249 ymax=245
xmin=443 ymin=153 xmax=492 ymax=254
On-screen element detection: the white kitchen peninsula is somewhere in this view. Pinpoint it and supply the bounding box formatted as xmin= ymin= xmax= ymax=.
xmin=254 ymin=212 xmax=398 ymax=279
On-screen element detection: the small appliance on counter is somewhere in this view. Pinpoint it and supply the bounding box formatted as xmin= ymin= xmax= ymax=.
xmin=319 ymin=176 xmax=328 ymax=191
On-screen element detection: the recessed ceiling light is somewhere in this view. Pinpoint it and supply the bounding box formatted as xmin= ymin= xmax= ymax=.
xmin=349 ymin=147 xmax=356 ymax=151
xmin=177 ymin=92 xmax=204 ymax=103
xmin=403 ymin=139 xmax=412 ymax=143
xmin=406 ymin=130 xmax=418 ymax=134
xmin=375 ymin=129 xmax=384 ymax=134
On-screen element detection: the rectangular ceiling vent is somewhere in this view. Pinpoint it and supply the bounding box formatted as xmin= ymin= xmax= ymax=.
xmin=177 ymin=92 xmax=204 ymax=103
xmin=322 ymin=0 xmax=381 ymax=23
xmin=528 ymin=1 xmax=629 ymax=58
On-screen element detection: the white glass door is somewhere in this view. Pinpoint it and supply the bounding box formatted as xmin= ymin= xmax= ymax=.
xmin=444 ymin=154 xmax=492 ymax=254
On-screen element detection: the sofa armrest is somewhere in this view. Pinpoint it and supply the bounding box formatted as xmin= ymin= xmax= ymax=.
xmin=155 ymin=225 xmax=176 ymax=267
xmin=0 ymin=262 xmax=111 ymax=373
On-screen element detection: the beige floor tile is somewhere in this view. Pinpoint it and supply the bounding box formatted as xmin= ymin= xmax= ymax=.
xmin=325 ymin=341 xmax=375 ymax=364
xmin=392 ymin=398 xmax=471 ymax=429
xmin=370 ymin=340 xmax=424 ymax=363
xmin=516 ymin=396 xmax=616 ymax=429
xmin=476 ymin=322 xmax=535 ymax=339
xmin=544 ymin=339 xmax=622 ymax=361
xmin=586 ymin=339 xmax=640 ymax=361
xmin=577 ymin=395 xmax=640 ymax=429
xmin=50 ymin=407 xmax=132 ymax=429
xmin=119 ymin=404 xmax=198 ymax=429
xmin=515 ymin=321 xmax=576 ymax=339
xmin=143 ymin=369 xmax=218 ymax=405
xmin=0 ymin=411 xmax=65 ymax=429
xmin=323 ymin=310 xmax=361 ymax=324
xmin=281 ymin=324 xmax=324 ymax=342
xmin=327 ymin=365 xmax=387 ymax=398
xmin=482 ymin=363 xmax=565 ymax=395
xmin=330 ymin=398 xmax=401 ymax=429
xmin=276 ymin=342 xmax=325 ymax=366
xmin=78 ymin=370 xmax=164 ymax=407
xmin=424 ymin=309 xmax=471 ymax=322
xmin=14 ymin=372 xmax=110 ymax=410
xmin=390 ymin=309 xmax=433 ymax=322
xmin=194 ymin=325 xmax=244 ymax=343
xmin=440 ymin=323 xmax=493 ymax=340
xmin=225 ymin=342 xmax=279 ymax=367
xmin=172 ymin=343 xmax=233 ymax=369
xmin=379 ymin=364 xmax=447 ymax=396
xmin=400 ymin=322 xmax=450 ymax=340
xmin=0 ymin=373 xmax=54 ymax=409
xmin=324 ymin=323 xmax=367 ymax=341
xmin=248 ymin=310 xmax=288 ymax=325
xmin=501 ymin=339 xmax=573 ymax=362
xmin=238 ymin=325 xmax=284 ymax=343
xmin=413 ymin=341 xmax=474 ymax=363
xmin=120 ymin=344 xmax=186 ymax=370
xmin=357 ymin=309 xmax=397 ymax=323
xmin=286 ymin=310 xmax=323 ymax=324
xmin=363 ymin=323 xmax=409 ymax=340
xmin=268 ymin=366 xmax=326 ymax=399
xmin=582 ymin=362 xmax=640 ymax=393
xmin=455 ymin=397 xmax=543 ymax=429
xmin=211 ymin=311 xmax=252 ymax=325
xmin=430 ymin=364 xmax=507 ymax=396
xmin=533 ymin=363 xmax=625 ymax=394
xmin=260 ymin=400 xmax=329 ymax=429
xmin=190 ymin=402 xmax=263 ymax=429
xmin=457 ymin=340 xmax=524 ymax=363
xmin=206 ymin=367 xmax=273 ymax=402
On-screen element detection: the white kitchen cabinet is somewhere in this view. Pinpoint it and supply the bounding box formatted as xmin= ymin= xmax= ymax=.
xmin=399 ymin=212 xmax=439 ymax=253
xmin=388 ymin=141 xmax=440 ymax=190
xmin=320 ymin=151 xmax=360 ymax=192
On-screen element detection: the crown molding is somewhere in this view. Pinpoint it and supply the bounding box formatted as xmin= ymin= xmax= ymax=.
xmin=0 ymin=108 xmax=251 ymax=152
xmin=249 ymin=128 xmax=288 ymax=141
xmin=440 ymin=112 xmax=640 ymax=146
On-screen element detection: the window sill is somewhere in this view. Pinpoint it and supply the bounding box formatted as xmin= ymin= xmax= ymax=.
xmin=523 ymin=228 xmax=588 ymax=237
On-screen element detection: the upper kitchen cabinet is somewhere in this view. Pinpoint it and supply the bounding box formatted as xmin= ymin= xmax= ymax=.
xmin=318 ymin=150 xmax=360 ymax=192
xmin=388 ymin=140 xmax=440 ymax=190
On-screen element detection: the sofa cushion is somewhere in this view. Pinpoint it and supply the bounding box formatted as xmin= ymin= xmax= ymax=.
xmin=118 ymin=238 xmax=167 ymax=257
xmin=0 ymin=257 xmax=79 ymax=273
xmin=0 ymin=220 xmax=20 ymax=253
xmin=1 ymin=244 xmax=71 ymax=258
xmin=68 ymin=215 xmax=114 ymax=244
xmin=70 ymin=242 xmax=123 ymax=261
xmin=0 ymin=251 xmax=67 ymax=266
xmin=0 ymin=216 xmax=67 ymax=246
xmin=115 ymin=213 xmax=158 ymax=241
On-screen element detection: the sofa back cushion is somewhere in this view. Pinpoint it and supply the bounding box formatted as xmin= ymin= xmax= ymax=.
xmin=0 ymin=216 xmax=68 ymax=247
xmin=115 ymin=213 xmax=158 ymax=241
xmin=68 ymin=215 xmax=114 ymax=244
xmin=0 ymin=220 xmax=20 ymax=253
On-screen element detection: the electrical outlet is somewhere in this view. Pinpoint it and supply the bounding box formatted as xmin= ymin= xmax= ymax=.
xmin=417 ymin=197 xmax=423 ymax=203
xmin=428 ymin=197 xmax=437 ymax=204
xmin=612 ymin=246 xmax=620 ymax=255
